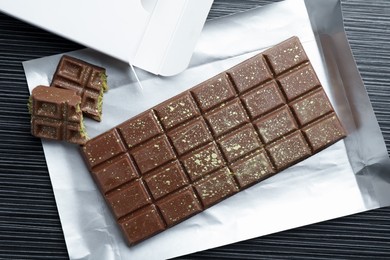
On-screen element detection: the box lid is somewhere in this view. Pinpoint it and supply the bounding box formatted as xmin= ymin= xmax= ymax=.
xmin=0 ymin=0 xmax=213 ymax=76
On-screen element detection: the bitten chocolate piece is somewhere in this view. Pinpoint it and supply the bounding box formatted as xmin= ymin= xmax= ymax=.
xmin=29 ymin=85 xmax=87 ymax=144
xmin=51 ymin=55 xmax=108 ymax=121
xmin=81 ymin=36 xmax=346 ymax=246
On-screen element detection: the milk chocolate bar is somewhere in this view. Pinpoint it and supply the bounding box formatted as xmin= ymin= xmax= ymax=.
xmin=81 ymin=36 xmax=346 ymax=245
xmin=29 ymin=85 xmax=87 ymax=144
xmin=51 ymin=55 xmax=108 ymax=121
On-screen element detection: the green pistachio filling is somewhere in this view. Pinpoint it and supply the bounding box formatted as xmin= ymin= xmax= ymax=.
xmin=27 ymin=96 xmax=33 ymax=114
xmin=95 ymin=72 xmax=108 ymax=121
xmin=100 ymin=72 xmax=108 ymax=92
xmin=79 ymin=117 xmax=88 ymax=139
xmin=77 ymin=103 xmax=88 ymax=139
xmin=97 ymin=88 xmax=104 ymax=121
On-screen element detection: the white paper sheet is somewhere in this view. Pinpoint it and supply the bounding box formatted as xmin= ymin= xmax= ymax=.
xmin=22 ymin=0 xmax=390 ymax=259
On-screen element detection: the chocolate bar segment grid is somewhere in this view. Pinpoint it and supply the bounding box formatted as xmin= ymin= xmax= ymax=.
xmin=81 ymin=36 xmax=346 ymax=246
xmin=51 ymin=55 xmax=108 ymax=121
xmin=30 ymin=85 xmax=87 ymax=144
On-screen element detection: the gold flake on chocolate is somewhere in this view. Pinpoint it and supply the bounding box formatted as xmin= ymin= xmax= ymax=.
xmin=192 ymin=73 xmax=236 ymax=111
xmin=241 ymin=80 xmax=285 ymax=119
xmin=131 ymin=135 xmax=176 ymax=174
xmin=92 ymin=153 xmax=139 ymax=194
xmin=181 ymin=142 xmax=225 ymax=181
xmin=155 ymin=93 xmax=200 ymax=129
xmin=302 ymin=113 xmax=346 ymax=152
xmin=227 ymin=54 xmax=273 ymax=93
xmin=82 ymin=128 xmax=126 ymax=167
xmin=144 ymin=161 xmax=189 ymax=200
xmin=81 ymin=36 xmax=346 ymax=246
xmin=118 ymin=111 xmax=163 ymax=148
xmin=157 ymin=187 xmax=202 ymax=226
xmin=263 ymin=37 xmax=308 ymax=75
xmin=194 ymin=167 xmax=238 ymax=207
xmin=267 ymin=131 xmax=311 ymax=169
xmin=218 ymin=123 xmax=262 ymax=162
xmin=230 ymin=149 xmax=275 ymax=188
xmin=291 ymin=88 xmax=333 ymax=126
xmin=254 ymin=105 xmax=298 ymax=144
xmin=205 ymin=99 xmax=249 ymax=137
xmin=278 ymin=64 xmax=320 ymax=101
xmin=168 ymin=117 xmax=213 ymax=155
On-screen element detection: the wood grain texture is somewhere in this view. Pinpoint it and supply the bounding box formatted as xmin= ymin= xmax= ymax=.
xmin=0 ymin=0 xmax=389 ymax=259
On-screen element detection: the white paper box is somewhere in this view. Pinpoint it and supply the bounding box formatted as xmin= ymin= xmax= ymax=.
xmin=0 ymin=0 xmax=213 ymax=76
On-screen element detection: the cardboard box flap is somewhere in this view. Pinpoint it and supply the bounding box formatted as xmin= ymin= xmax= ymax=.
xmin=133 ymin=0 xmax=213 ymax=76
xmin=0 ymin=0 xmax=213 ymax=76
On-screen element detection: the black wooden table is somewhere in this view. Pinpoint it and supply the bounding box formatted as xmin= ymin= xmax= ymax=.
xmin=0 ymin=0 xmax=389 ymax=259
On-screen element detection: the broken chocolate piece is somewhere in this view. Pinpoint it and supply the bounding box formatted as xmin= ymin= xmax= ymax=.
xmin=81 ymin=36 xmax=346 ymax=246
xmin=51 ymin=55 xmax=108 ymax=121
xmin=29 ymin=85 xmax=87 ymax=144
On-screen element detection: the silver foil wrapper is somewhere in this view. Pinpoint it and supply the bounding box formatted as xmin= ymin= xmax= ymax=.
xmin=22 ymin=0 xmax=390 ymax=259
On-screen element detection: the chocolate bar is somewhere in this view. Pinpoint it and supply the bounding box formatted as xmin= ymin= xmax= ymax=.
xmin=81 ymin=36 xmax=346 ymax=245
xmin=51 ymin=55 xmax=108 ymax=121
xmin=29 ymin=85 xmax=87 ymax=144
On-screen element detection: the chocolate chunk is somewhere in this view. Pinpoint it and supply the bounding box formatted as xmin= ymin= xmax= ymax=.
xmin=227 ymin=54 xmax=273 ymax=93
xmin=290 ymin=88 xmax=333 ymax=126
xmin=81 ymin=129 xmax=126 ymax=167
xmin=205 ymin=99 xmax=249 ymax=137
xmin=168 ymin=117 xmax=213 ymax=155
xmin=155 ymin=93 xmax=200 ymax=129
xmin=106 ymin=179 xmax=151 ymax=219
xmin=218 ymin=123 xmax=262 ymax=162
xmin=157 ymin=186 xmax=202 ymax=227
xmin=230 ymin=149 xmax=275 ymax=188
xmin=144 ymin=161 xmax=189 ymax=200
xmin=302 ymin=113 xmax=346 ymax=152
xmin=267 ymin=130 xmax=311 ymax=170
xmin=241 ymin=80 xmax=285 ymax=119
xmin=192 ymin=73 xmax=236 ymax=112
xmin=29 ymin=85 xmax=87 ymax=144
xmin=263 ymin=36 xmax=308 ymax=75
xmin=131 ymin=135 xmax=176 ymax=174
xmin=119 ymin=205 xmax=165 ymax=245
xmin=254 ymin=105 xmax=298 ymax=144
xmin=81 ymin=36 xmax=346 ymax=246
xmin=92 ymin=153 xmax=139 ymax=194
xmin=51 ymin=55 xmax=108 ymax=121
xmin=193 ymin=167 xmax=238 ymax=207
xmin=278 ymin=63 xmax=320 ymax=101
